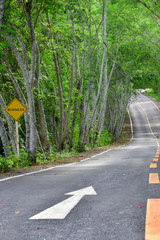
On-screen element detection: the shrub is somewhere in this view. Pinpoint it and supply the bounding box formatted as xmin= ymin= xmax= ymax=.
xmin=0 ymin=156 xmax=14 ymax=172
xmin=97 ymin=130 xmax=112 ymax=147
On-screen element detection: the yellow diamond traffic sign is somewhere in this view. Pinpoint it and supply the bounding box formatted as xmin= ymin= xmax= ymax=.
xmin=4 ymin=98 xmax=27 ymax=121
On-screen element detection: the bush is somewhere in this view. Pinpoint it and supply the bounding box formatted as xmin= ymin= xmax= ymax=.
xmin=0 ymin=149 xmax=32 ymax=172
xmin=97 ymin=130 xmax=112 ymax=147
xmin=146 ymin=89 xmax=160 ymax=102
xmin=0 ymin=156 xmax=14 ymax=172
xmin=74 ymin=140 xmax=85 ymax=153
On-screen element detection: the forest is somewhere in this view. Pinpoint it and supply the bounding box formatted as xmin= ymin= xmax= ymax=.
xmin=0 ymin=0 xmax=160 ymax=171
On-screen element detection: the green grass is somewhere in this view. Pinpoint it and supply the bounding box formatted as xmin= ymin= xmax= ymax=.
xmin=146 ymin=89 xmax=160 ymax=102
xmin=37 ymin=150 xmax=78 ymax=165
xmin=0 ymin=149 xmax=79 ymax=172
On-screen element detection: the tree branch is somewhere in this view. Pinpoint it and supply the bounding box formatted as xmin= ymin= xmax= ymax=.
xmin=137 ymin=0 xmax=160 ymax=19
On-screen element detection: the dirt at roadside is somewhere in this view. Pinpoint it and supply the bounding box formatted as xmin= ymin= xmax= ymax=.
xmin=0 ymin=115 xmax=133 ymax=179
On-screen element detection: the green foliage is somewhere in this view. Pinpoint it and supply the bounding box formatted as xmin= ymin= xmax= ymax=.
xmin=73 ymin=140 xmax=85 ymax=153
xmin=97 ymin=130 xmax=112 ymax=147
xmin=2 ymin=0 xmax=160 ymax=169
xmin=0 ymin=147 xmax=80 ymax=172
xmin=0 ymin=149 xmax=32 ymax=172
xmin=36 ymin=148 xmax=79 ymax=164
xmin=146 ymin=89 xmax=160 ymax=102
xmin=0 ymin=156 xmax=13 ymax=172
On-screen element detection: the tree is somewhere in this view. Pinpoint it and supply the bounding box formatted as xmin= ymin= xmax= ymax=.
xmin=0 ymin=0 xmax=4 ymax=26
xmin=3 ymin=0 xmax=158 ymax=165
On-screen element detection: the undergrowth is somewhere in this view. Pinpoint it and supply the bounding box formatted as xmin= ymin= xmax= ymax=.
xmin=0 ymin=149 xmax=78 ymax=173
xmin=0 ymin=130 xmax=113 ymax=173
xmin=146 ymin=89 xmax=160 ymax=102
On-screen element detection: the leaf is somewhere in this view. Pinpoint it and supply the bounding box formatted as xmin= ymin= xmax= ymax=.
xmin=15 ymin=211 xmax=20 ymax=214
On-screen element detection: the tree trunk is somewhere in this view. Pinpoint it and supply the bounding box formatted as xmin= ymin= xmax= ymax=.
xmin=34 ymin=38 xmax=50 ymax=156
xmin=0 ymin=0 xmax=4 ymax=26
xmin=0 ymin=93 xmax=17 ymax=155
xmin=0 ymin=117 xmax=10 ymax=158
xmin=47 ymin=14 xmax=64 ymax=152
xmin=37 ymin=100 xmax=50 ymax=155
xmin=61 ymin=51 xmax=74 ymax=148
xmin=5 ymin=34 xmax=37 ymax=163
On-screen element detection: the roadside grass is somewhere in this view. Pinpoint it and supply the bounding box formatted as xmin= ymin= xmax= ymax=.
xmin=146 ymin=89 xmax=160 ymax=102
xmin=0 ymin=115 xmax=131 ymax=173
xmin=0 ymin=150 xmax=78 ymax=173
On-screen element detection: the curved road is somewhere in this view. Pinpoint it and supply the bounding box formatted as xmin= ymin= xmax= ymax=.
xmin=0 ymin=94 xmax=160 ymax=240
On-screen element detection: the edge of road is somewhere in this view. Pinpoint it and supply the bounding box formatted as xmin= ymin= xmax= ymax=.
xmin=9 ymin=93 xmax=160 ymax=183
xmin=2 ymin=92 xmax=159 ymax=183
xmin=141 ymin=93 xmax=160 ymax=113
xmin=0 ymin=109 xmax=134 ymax=183
xmin=128 ymin=108 xmax=134 ymax=142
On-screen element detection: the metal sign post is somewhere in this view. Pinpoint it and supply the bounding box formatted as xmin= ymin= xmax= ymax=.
xmin=15 ymin=121 xmax=19 ymax=157
xmin=4 ymin=98 xmax=27 ymax=157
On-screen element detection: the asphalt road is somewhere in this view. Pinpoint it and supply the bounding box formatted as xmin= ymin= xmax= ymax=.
xmin=0 ymin=94 xmax=160 ymax=240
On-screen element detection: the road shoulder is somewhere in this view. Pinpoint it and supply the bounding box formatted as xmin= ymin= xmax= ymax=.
xmin=0 ymin=114 xmax=133 ymax=179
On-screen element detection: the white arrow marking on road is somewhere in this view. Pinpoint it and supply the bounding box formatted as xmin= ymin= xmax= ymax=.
xmin=29 ymin=186 xmax=97 ymax=220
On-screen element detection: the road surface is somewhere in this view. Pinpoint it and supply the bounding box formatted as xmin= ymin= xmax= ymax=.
xmin=0 ymin=94 xmax=160 ymax=240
